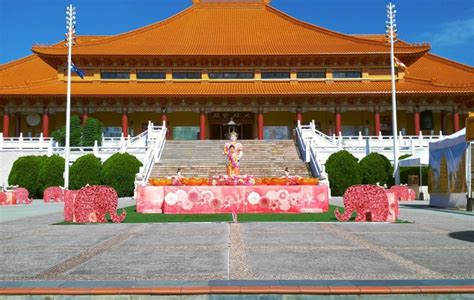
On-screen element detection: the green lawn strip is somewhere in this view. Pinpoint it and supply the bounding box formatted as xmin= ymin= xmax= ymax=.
xmin=54 ymin=205 xmax=408 ymax=224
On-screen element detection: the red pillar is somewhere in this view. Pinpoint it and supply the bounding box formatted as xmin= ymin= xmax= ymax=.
xmin=122 ymin=110 xmax=128 ymax=137
xmin=335 ymin=110 xmax=342 ymax=135
xmin=414 ymin=110 xmax=420 ymax=135
xmin=258 ymin=110 xmax=264 ymax=140
xmin=2 ymin=112 xmax=9 ymax=138
xmin=82 ymin=109 xmax=88 ymax=126
xmin=200 ymin=110 xmax=206 ymax=140
xmin=42 ymin=109 xmax=49 ymax=137
xmin=453 ymin=111 xmax=460 ymax=133
xmin=374 ymin=110 xmax=380 ymax=135
xmin=296 ymin=109 xmax=303 ymax=124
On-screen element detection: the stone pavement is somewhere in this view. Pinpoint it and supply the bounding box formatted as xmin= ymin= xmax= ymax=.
xmin=0 ymin=198 xmax=472 ymax=282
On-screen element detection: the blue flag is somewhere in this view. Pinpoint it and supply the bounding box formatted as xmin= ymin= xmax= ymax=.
xmin=71 ymin=62 xmax=85 ymax=79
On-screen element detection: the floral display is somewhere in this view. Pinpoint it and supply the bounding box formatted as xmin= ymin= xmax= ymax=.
xmin=63 ymin=185 xmax=126 ymax=223
xmin=335 ymin=185 xmax=399 ymax=222
xmin=149 ymin=175 xmax=319 ymax=187
xmin=137 ymin=185 xmax=329 ymax=214
xmin=43 ymin=186 xmax=64 ymax=202
xmin=388 ymin=185 xmax=416 ymax=201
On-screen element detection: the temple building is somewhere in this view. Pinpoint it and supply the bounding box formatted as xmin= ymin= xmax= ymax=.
xmin=1 ymin=0 xmax=473 ymax=140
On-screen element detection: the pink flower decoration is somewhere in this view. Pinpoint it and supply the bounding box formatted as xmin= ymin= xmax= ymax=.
xmin=209 ymin=198 xmax=221 ymax=209
xmin=187 ymin=190 xmax=200 ymax=202
xmin=259 ymin=196 xmax=270 ymax=208
xmin=277 ymin=189 xmax=290 ymax=202
xmin=181 ymin=200 xmax=194 ymax=211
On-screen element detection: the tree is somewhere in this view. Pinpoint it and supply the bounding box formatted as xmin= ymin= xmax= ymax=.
xmin=37 ymin=155 xmax=65 ymax=193
xmin=70 ymin=154 xmax=102 ymax=190
xmin=82 ymin=117 xmax=103 ymax=147
xmin=359 ymin=153 xmax=391 ymax=186
xmin=325 ymin=150 xmax=362 ymax=196
xmin=101 ymin=153 xmax=142 ymax=197
xmin=51 ymin=115 xmax=82 ymax=146
xmin=8 ymin=155 xmax=47 ymax=198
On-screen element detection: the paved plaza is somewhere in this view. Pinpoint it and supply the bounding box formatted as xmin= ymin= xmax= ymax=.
xmin=0 ymin=199 xmax=472 ymax=282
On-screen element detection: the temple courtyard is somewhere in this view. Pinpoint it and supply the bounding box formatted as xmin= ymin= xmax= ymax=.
xmin=0 ymin=199 xmax=472 ymax=282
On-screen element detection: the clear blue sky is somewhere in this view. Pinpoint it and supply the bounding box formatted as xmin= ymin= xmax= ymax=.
xmin=1 ymin=0 xmax=473 ymax=66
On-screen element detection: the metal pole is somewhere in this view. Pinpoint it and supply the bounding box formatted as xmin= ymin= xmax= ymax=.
xmin=64 ymin=4 xmax=75 ymax=189
xmin=387 ymin=2 xmax=400 ymax=185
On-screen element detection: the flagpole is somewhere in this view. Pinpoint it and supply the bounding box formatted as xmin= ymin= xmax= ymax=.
xmin=387 ymin=2 xmax=400 ymax=185
xmin=64 ymin=4 xmax=76 ymax=189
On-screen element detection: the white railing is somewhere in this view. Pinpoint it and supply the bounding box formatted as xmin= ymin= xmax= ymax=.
xmin=298 ymin=120 xmax=445 ymax=178
xmin=0 ymin=133 xmax=53 ymax=150
xmin=134 ymin=122 xmax=167 ymax=195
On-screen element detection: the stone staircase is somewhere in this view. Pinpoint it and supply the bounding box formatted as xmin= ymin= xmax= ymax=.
xmin=149 ymin=140 xmax=313 ymax=178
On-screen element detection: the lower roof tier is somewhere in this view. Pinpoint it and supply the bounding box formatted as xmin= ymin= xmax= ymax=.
xmin=0 ymin=80 xmax=472 ymax=97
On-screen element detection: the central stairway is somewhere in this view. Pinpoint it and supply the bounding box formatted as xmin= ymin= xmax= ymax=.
xmin=149 ymin=140 xmax=312 ymax=178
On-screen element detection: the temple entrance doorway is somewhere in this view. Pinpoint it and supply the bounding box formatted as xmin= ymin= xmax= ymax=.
xmin=209 ymin=111 xmax=254 ymax=140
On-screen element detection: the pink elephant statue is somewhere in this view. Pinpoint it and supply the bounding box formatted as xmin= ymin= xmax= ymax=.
xmin=335 ymin=185 xmax=391 ymax=222
xmin=43 ymin=186 xmax=64 ymax=202
xmin=70 ymin=185 xmax=126 ymax=223
xmin=0 ymin=192 xmax=7 ymax=205
xmin=14 ymin=187 xmax=32 ymax=204
xmin=389 ymin=185 xmax=416 ymax=201
xmin=63 ymin=189 xmax=79 ymax=222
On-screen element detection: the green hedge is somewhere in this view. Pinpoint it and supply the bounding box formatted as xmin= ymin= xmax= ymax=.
xmin=359 ymin=153 xmax=392 ymax=186
xmin=37 ymin=155 xmax=65 ymax=193
xmin=8 ymin=155 xmax=47 ymax=198
xmin=325 ymin=150 xmax=362 ymax=196
xmin=101 ymin=153 xmax=142 ymax=197
xmin=70 ymin=154 xmax=102 ymax=190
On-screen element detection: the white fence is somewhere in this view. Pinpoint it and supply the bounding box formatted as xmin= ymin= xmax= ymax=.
xmin=0 ymin=121 xmax=167 ymax=187
xmin=297 ymin=120 xmax=444 ymax=181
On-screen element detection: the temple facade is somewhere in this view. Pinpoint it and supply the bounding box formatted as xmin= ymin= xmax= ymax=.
xmin=0 ymin=0 xmax=473 ymax=140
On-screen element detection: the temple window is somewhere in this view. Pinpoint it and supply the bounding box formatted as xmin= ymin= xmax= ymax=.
xmin=261 ymin=72 xmax=291 ymax=79
xmin=297 ymin=71 xmax=326 ymax=79
xmin=208 ymin=72 xmax=254 ymax=80
xmin=173 ymin=72 xmax=202 ymax=80
xmin=137 ymin=71 xmax=166 ymax=80
xmin=101 ymin=71 xmax=130 ymax=80
xmin=333 ymin=70 xmax=362 ymax=79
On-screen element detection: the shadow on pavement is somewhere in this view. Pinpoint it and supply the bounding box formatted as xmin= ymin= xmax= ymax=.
xmin=448 ymin=231 xmax=474 ymax=243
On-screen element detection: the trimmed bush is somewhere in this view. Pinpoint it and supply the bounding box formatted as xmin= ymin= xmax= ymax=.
xmin=82 ymin=117 xmax=103 ymax=147
xmin=101 ymin=153 xmax=142 ymax=197
xmin=70 ymin=154 xmax=102 ymax=190
xmin=37 ymin=155 xmax=65 ymax=193
xmin=325 ymin=150 xmax=362 ymax=196
xmin=359 ymin=153 xmax=391 ymax=186
xmin=8 ymin=155 xmax=47 ymax=198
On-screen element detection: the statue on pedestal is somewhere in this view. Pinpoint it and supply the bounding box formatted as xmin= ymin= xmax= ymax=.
xmin=223 ymin=131 xmax=243 ymax=176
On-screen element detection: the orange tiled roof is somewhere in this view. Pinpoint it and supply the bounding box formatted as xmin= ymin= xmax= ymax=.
xmin=31 ymin=2 xmax=428 ymax=56
xmin=0 ymin=79 xmax=472 ymax=97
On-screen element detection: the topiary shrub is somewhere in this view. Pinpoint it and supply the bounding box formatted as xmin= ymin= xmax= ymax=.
xmin=359 ymin=153 xmax=391 ymax=186
xmin=325 ymin=150 xmax=362 ymax=196
xmin=101 ymin=153 xmax=142 ymax=197
xmin=70 ymin=154 xmax=102 ymax=190
xmin=37 ymin=155 xmax=65 ymax=194
xmin=8 ymin=155 xmax=47 ymax=198
xmin=82 ymin=117 xmax=103 ymax=147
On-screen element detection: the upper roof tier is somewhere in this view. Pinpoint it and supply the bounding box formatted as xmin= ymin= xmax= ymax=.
xmin=32 ymin=0 xmax=429 ymax=56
